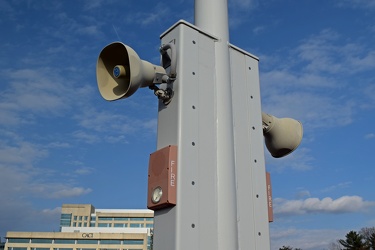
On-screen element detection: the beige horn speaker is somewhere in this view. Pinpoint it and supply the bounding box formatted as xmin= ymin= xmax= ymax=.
xmin=96 ymin=42 xmax=167 ymax=101
xmin=262 ymin=112 xmax=303 ymax=158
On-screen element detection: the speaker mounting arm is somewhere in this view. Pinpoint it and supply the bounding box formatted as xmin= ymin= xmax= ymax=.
xmin=149 ymin=84 xmax=174 ymax=105
xmin=148 ymin=43 xmax=177 ymax=105
xmin=160 ymin=43 xmax=177 ymax=81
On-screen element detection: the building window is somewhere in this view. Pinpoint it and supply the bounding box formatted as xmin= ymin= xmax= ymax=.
xmin=31 ymin=248 xmax=50 ymax=250
xmin=79 ymin=216 xmax=82 ymax=220
xmin=129 ymin=223 xmax=141 ymax=228
xmin=76 ymin=239 xmax=98 ymax=244
xmin=146 ymin=224 xmax=153 ymax=228
xmin=100 ymin=240 xmax=121 ymax=245
xmin=145 ymin=218 xmax=153 ymax=221
xmin=90 ymin=222 xmax=95 ymax=227
xmin=60 ymin=214 xmax=72 ymax=219
xmin=84 ymin=216 xmax=88 ymax=221
xmin=114 ymin=223 xmax=126 ymax=228
xmin=83 ymin=222 xmax=87 ymax=227
xmin=74 ymin=216 xmax=77 ymax=220
xmin=147 ymin=236 xmax=153 ymax=250
xmin=9 ymin=248 xmax=27 ymax=250
xmin=98 ymin=223 xmax=110 ymax=227
xmin=123 ymin=239 xmax=144 ymax=245
xmin=54 ymin=239 xmax=75 ymax=244
xmin=31 ymin=239 xmax=53 ymax=244
xmin=8 ymin=239 xmax=30 ymax=243
xmin=129 ymin=218 xmax=144 ymax=221
xmin=73 ymin=222 xmax=76 ymax=227
xmin=98 ymin=217 xmax=113 ymax=221
xmin=60 ymin=221 xmax=70 ymax=226
xmin=54 ymin=248 xmax=73 ymax=250
xmin=113 ymin=217 xmax=128 ymax=221
xmin=60 ymin=213 xmax=72 ymax=228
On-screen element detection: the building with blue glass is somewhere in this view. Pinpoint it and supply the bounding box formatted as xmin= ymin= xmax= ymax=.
xmin=5 ymin=204 xmax=154 ymax=250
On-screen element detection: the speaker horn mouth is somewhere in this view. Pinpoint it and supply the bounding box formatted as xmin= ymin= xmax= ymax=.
xmin=96 ymin=41 xmax=177 ymax=104
xmin=96 ymin=42 xmax=134 ymax=101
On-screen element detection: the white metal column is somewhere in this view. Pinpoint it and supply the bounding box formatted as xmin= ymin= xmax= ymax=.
xmin=195 ymin=1 xmax=239 ymax=249
xmin=153 ymin=18 xmax=270 ymax=249
xmin=230 ymin=45 xmax=271 ymax=249
xmin=155 ymin=21 xmax=220 ymax=250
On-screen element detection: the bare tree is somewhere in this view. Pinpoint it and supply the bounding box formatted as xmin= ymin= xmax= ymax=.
xmin=360 ymin=227 xmax=375 ymax=250
xmin=279 ymin=246 xmax=293 ymax=250
xmin=327 ymin=241 xmax=342 ymax=250
xmin=279 ymin=246 xmax=302 ymax=250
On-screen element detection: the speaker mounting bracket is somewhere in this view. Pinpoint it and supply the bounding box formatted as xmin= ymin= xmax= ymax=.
xmin=149 ymin=85 xmax=174 ymax=105
xmin=160 ymin=43 xmax=177 ymax=81
xmin=146 ymin=42 xmax=177 ymax=105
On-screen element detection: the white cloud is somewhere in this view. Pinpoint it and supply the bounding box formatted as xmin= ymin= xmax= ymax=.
xmin=0 ymin=0 xmax=14 ymax=13
xmin=365 ymin=133 xmax=375 ymax=139
xmin=263 ymin=89 xmax=355 ymax=130
xmin=336 ymin=0 xmax=375 ymax=9
xmin=73 ymin=108 xmax=156 ymax=143
xmin=366 ymin=82 xmax=375 ymax=95
xmin=274 ymin=195 xmax=375 ymax=216
xmin=83 ymin=0 xmax=104 ymax=10
xmin=47 ymin=142 xmax=71 ymax=148
xmin=321 ymin=181 xmax=352 ymax=193
xmin=260 ymin=28 xmax=375 ymax=135
xmin=295 ymin=189 xmax=311 ymax=199
xmin=228 ymin=0 xmax=259 ymax=28
xmin=253 ymin=25 xmax=265 ymax=35
xmin=0 ymin=141 xmax=48 ymax=164
xmin=0 ymin=139 xmax=93 ymax=202
xmin=231 ymin=0 xmax=257 ymax=9
xmin=270 ymin=227 xmax=347 ymax=250
xmin=0 ymin=68 xmax=70 ymax=121
xmin=0 ymin=109 xmax=21 ymax=125
xmin=16 ymin=180 xmax=92 ymax=199
xmin=76 ymin=25 xmax=102 ymax=36
xmin=75 ymin=109 xmax=134 ymax=133
xmin=73 ymin=130 xmax=100 ymax=144
xmin=266 ymin=147 xmax=314 ymax=172
xmin=0 ymin=201 xmax=62 ymax=235
xmin=74 ymin=166 xmax=95 ymax=175
xmin=262 ymin=69 xmax=337 ymax=89
xmin=295 ymin=29 xmax=375 ymax=75
xmin=42 ymin=206 xmax=62 ymax=216
xmin=104 ymin=135 xmax=129 ymax=144
xmin=50 ymin=187 xmax=92 ymax=198
xmin=125 ymin=3 xmax=171 ymax=26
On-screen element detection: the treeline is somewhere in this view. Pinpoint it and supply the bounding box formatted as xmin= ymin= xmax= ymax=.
xmin=279 ymin=227 xmax=375 ymax=250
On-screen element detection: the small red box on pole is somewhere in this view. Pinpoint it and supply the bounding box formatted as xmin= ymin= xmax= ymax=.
xmin=266 ymin=172 xmax=273 ymax=222
xmin=147 ymin=145 xmax=177 ymax=210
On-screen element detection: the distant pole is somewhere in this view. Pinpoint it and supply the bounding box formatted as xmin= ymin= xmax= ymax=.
xmin=195 ymin=1 xmax=238 ymax=249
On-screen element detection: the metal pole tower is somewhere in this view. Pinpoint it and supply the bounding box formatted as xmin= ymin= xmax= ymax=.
xmin=152 ymin=0 xmax=271 ymax=249
xmin=195 ymin=0 xmax=238 ymax=249
xmin=95 ymin=0 xmax=299 ymax=249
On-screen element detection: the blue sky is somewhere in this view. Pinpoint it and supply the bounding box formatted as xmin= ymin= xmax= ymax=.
xmin=1 ymin=0 xmax=375 ymax=249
